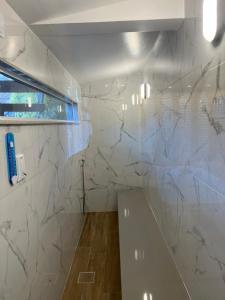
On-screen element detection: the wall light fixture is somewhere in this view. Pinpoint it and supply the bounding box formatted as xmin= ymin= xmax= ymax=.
xmin=203 ymin=0 xmax=218 ymax=42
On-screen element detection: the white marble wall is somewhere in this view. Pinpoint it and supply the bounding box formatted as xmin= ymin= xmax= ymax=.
xmin=81 ymin=1 xmax=225 ymax=297
xmin=141 ymin=1 xmax=225 ymax=299
xmin=3 ymin=0 xmax=223 ymax=298
xmin=0 ymin=1 xmax=90 ymax=300
xmin=82 ymin=78 xmax=143 ymax=211
xmin=0 ymin=124 xmax=89 ymax=300
xmin=0 ymin=0 xmax=79 ymax=100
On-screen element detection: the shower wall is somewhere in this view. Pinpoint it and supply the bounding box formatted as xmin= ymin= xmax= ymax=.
xmin=82 ymin=78 xmax=143 ymax=211
xmin=0 ymin=0 xmax=79 ymax=99
xmin=2 ymin=0 xmax=224 ymax=299
xmin=141 ymin=0 xmax=225 ymax=299
xmin=0 ymin=1 xmax=90 ymax=299
xmin=76 ymin=0 xmax=225 ymax=297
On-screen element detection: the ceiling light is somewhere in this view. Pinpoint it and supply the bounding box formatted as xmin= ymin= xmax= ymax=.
xmin=140 ymin=83 xmax=151 ymax=100
xmin=203 ymin=0 xmax=218 ymax=42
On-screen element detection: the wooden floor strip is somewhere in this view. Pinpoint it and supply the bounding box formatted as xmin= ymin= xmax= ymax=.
xmin=62 ymin=212 xmax=122 ymax=300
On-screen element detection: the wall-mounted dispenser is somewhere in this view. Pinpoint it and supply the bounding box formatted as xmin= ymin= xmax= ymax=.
xmin=5 ymin=133 xmax=17 ymax=185
xmin=5 ymin=133 xmax=27 ymax=185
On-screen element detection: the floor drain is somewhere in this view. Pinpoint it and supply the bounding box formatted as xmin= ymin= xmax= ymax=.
xmin=77 ymin=272 xmax=95 ymax=284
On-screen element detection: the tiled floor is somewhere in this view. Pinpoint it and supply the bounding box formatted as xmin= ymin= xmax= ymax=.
xmin=62 ymin=212 xmax=122 ymax=300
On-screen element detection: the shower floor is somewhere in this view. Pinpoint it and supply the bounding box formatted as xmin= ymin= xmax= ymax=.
xmin=62 ymin=212 xmax=122 ymax=300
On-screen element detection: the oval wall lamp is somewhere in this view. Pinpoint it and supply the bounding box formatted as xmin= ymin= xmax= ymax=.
xmin=203 ymin=0 xmax=218 ymax=42
xmin=203 ymin=0 xmax=225 ymax=43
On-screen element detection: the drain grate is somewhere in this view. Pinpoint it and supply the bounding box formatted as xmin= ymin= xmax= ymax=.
xmin=77 ymin=272 xmax=95 ymax=284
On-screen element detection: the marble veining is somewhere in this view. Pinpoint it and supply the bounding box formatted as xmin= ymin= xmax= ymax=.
xmin=1 ymin=0 xmax=225 ymax=298
xmin=81 ymin=1 xmax=225 ymax=298
xmin=0 ymin=123 xmax=90 ymax=300
xmin=81 ymin=77 xmax=144 ymax=211
xmin=0 ymin=1 xmax=91 ymax=300
xmin=140 ymin=1 xmax=225 ymax=298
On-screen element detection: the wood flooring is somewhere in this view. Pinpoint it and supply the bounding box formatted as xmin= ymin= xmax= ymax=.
xmin=62 ymin=212 xmax=122 ymax=300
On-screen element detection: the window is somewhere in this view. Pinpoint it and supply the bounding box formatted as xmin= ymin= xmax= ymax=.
xmin=0 ymin=65 xmax=78 ymax=123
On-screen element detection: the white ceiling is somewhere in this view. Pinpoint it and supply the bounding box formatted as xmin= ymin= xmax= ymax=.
xmin=7 ymin=0 xmax=124 ymax=24
xmin=32 ymin=0 xmax=184 ymax=25
xmin=6 ymin=0 xmax=185 ymax=84
xmin=37 ymin=32 xmax=161 ymax=83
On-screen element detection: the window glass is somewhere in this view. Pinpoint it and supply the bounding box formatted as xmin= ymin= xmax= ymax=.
xmin=0 ymin=73 xmax=78 ymax=122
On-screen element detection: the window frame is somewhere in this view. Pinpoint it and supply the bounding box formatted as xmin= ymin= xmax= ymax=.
xmin=0 ymin=60 xmax=79 ymax=125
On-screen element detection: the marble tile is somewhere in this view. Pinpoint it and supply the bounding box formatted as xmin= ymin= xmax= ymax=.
xmin=76 ymin=1 xmax=225 ymax=298
xmin=80 ymin=4 xmax=225 ymax=296
xmin=140 ymin=1 xmax=225 ymax=298
xmin=81 ymin=77 xmax=143 ymax=212
xmin=0 ymin=2 xmax=91 ymax=300
xmin=2 ymin=0 xmax=225 ymax=299
xmin=0 ymin=0 xmax=79 ymax=100
xmin=0 ymin=124 xmax=88 ymax=300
